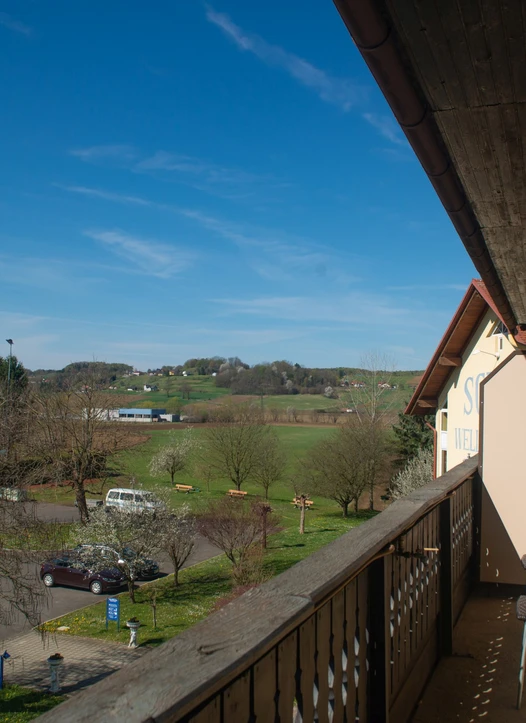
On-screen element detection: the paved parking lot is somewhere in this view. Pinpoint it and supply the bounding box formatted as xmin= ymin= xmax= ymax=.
xmin=0 ymin=502 xmax=220 ymax=644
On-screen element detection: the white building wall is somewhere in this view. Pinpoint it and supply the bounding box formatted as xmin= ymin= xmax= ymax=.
xmin=435 ymin=309 xmax=516 ymax=476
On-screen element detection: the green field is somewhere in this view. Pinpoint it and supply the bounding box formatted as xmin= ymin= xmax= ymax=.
xmin=111 ymin=371 xmax=420 ymax=418
xmin=111 ymin=374 xmax=230 ymax=410
xmin=31 ymin=425 xmax=336 ymax=509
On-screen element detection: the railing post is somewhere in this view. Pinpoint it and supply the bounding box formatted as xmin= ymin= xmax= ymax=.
xmin=368 ymin=556 xmax=390 ymax=722
xmin=439 ymin=496 xmax=454 ymax=656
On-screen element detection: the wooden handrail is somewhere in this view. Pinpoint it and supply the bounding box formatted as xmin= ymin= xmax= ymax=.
xmin=39 ymin=455 xmax=478 ymax=723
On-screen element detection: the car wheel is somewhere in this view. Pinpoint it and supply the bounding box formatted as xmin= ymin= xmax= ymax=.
xmin=90 ymin=580 xmax=103 ymax=595
xmin=43 ymin=573 xmax=55 ymax=587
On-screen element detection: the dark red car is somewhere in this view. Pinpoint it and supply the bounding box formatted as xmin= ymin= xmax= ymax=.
xmin=40 ymin=555 xmax=126 ymax=595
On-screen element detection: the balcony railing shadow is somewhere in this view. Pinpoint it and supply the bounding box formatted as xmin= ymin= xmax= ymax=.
xmin=39 ymin=455 xmax=518 ymax=723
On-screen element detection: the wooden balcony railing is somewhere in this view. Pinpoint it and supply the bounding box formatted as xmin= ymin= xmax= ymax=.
xmin=40 ymin=456 xmax=479 ymax=723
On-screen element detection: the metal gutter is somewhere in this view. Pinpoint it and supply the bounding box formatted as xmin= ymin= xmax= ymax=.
xmin=333 ymin=0 xmax=518 ymax=335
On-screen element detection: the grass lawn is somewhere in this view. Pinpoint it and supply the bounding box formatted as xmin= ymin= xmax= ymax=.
xmin=31 ymin=425 xmax=336 ymax=511
xmin=113 ymin=374 xmax=230 ymax=409
xmin=40 ymin=509 xmax=373 ymax=646
xmin=3 ymin=523 xmax=72 ymax=551
xmin=0 ymin=685 xmax=64 ymax=722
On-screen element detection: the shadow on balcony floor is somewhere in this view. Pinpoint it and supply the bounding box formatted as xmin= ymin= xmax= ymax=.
xmin=413 ymin=590 xmax=524 ymax=722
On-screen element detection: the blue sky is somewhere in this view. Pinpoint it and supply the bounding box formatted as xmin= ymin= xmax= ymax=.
xmin=0 ymin=1 xmax=476 ymax=371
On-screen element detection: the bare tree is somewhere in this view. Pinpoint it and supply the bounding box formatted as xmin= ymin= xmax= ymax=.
xmin=304 ymin=423 xmax=387 ymax=516
xmin=179 ymin=382 xmax=192 ymax=400
xmin=252 ymin=429 xmax=286 ymax=499
xmin=347 ymin=351 xmax=396 ymax=510
xmin=198 ymin=497 xmax=268 ymax=580
xmin=348 ymin=351 xmax=397 ymax=427
xmin=202 ymin=404 xmax=269 ymax=491
xmin=268 ymin=406 xmax=281 ymax=423
xmin=286 ymin=406 xmax=298 ymax=423
xmin=73 ymin=500 xmax=167 ymax=603
xmin=159 ymin=376 xmax=174 ymax=399
xmin=32 ymin=368 xmax=132 ymax=523
xmin=194 ymin=459 xmax=215 ymax=492
xmin=149 ymin=429 xmax=196 ymax=485
xmin=0 ymin=499 xmax=65 ymax=629
xmin=160 ymin=504 xmax=197 ymax=586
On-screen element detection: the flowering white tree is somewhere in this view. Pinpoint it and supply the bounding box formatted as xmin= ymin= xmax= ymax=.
xmin=149 ymin=429 xmax=196 ymax=485
xmin=390 ymin=448 xmax=433 ymax=499
xmin=73 ymin=502 xmax=167 ymax=602
xmin=160 ymin=504 xmax=197 ymax=586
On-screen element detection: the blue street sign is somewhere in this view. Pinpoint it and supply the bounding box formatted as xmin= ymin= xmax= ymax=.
xmin=106 ymin=598 xmax=120 ymax=631
xmin=0 ymin=650 xmax=10 ymax=690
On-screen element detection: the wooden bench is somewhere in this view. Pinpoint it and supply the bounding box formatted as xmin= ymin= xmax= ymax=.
xmin=227 ymin=490 xmax=248 ymax=499
xmin=175 ymin=484 xmax=199 ymax=493
xmin=291 ymin=497 xmax=314 ymax=509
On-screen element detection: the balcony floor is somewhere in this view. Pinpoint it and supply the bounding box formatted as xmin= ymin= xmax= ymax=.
xmin=413 ymin=589 xmax=525 ymax=722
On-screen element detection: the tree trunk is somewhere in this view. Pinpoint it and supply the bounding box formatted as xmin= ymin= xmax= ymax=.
xmin=128 ymin=579 xmax=136 ymax=603
xmin=173 ymin=566 xmax=179 ymax=586
xmin=342 ymin=502 xmax=348 ymax=518
xmin=369 ymin=478 xmax=375 ymax=511
xmin=299 ymin=499 xmax=306 ymax=535
xmin=262 ymin=511 xmax=267 ymax=549
xmin=354 ymin=497 xmax=359 ymax=513
xmin=171 ymin=470 xmax=175 ymax=485
xmin=265 ymin=487 xmax=269 ymax=500
xmin=74 ymin=482 xmax=90 ymax=524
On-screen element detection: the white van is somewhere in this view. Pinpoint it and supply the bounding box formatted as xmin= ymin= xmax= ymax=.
xmin=105 ymin=488 xmax=164 ymax=513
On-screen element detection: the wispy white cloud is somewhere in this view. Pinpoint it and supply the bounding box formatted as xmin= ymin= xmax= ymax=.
xmin=84 ymin=229 xmax=195 ymax=278
xmin=206 ymin=6 xmax=362 ymax=111
xmin=0 ymin=12 xmax=31 ymax=36
xmin=56 ymin=184 xmax=154 ymax=207
xmin=212 ymin=291 xmax=440 ymax=330
xmin=69 ymin=145 xmax=138 ymax=164
xmin=68 ymin=145 xmax=283 ymax=200
xmin=60 ymin=184 xmax=359 ymax=285
xmin=362 ymin=113 xmax=406 ymax=146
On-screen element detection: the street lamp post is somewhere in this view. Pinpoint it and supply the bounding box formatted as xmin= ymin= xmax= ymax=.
xmin=5 ymin=339 xmax=13 ymax=389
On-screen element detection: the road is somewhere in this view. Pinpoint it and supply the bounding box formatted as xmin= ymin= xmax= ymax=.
xmin=0 ymin=502 xmax=220 ymax=644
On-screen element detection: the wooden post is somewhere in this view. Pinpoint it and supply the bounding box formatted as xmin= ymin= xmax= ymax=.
xmin=368 ymin=557 xmax=390 ymax=722
xmin=439 ymin=497 xmax=454 ymax=656
xmin=299 ymin=496 xmax=307 ymax=535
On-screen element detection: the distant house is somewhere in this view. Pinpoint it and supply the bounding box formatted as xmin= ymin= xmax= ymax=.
xmin=168 ymin=370 xmax=175 ymax=376
xmin=143 ymin=384 xmax=158 ymax=392
xmin=182 ymin=371 xmax=188 ymax=377
xmin=378 ymin=382 xmax=392 ymax=389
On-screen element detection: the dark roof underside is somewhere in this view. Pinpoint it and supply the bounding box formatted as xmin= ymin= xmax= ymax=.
xmin=334 ymin=0 xmax=526 ymax=335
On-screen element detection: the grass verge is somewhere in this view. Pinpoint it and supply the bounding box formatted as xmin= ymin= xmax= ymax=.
xmin=0 ymin=685 xmax=64 ymax=722
xmin=40 ymin=510 xmax=375 ymax=646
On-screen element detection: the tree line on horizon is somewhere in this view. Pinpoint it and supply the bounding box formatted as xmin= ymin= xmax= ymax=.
xmin=24 ymin=356 xmax=423 ymax=397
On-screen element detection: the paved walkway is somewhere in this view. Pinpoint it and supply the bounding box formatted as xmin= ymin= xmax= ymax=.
xmin=2 ymin=629 xmax=148 ymax=694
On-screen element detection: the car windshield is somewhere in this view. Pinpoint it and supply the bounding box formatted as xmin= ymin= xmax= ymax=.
xmin=121 ymin=547 xmax=137 ymax=560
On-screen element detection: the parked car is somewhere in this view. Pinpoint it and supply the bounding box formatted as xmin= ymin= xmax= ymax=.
xmin=40 ymin=555 xmax=126 ymax=594
xmin=74 ymin=498 xmax=104 ymax=509
xmin=73 ymin=544 xmax=160 ymax=580
xmin=105 ymin=488 xmax=165 ymax=513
